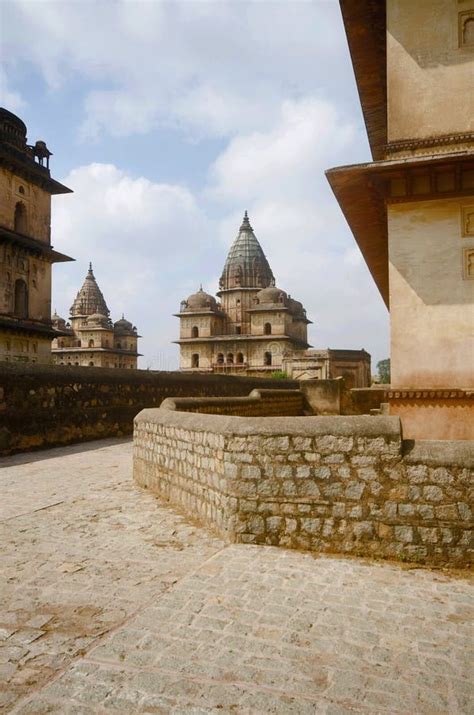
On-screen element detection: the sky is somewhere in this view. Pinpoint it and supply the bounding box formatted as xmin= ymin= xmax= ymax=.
xmin=1 ymin=0 xmax=389 ymax=371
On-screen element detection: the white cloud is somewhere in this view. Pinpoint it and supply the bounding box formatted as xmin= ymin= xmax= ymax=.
xmin=3 ymin=0 xmax=355 ymax=141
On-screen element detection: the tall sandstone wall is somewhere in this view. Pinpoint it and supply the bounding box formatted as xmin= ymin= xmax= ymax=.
xmin=134 ymin=410 xmax=473 ymax=566
xmin=0 ymin=362 xmax=297 ymax=455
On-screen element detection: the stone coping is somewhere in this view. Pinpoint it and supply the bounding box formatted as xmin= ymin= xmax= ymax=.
xmin=403 ymin=439 xmax=474 ymax=468
xmin=135 ymin=408 xmax=402 ymax=440
xmin=160 ymin=388 xmax=302 ymax=411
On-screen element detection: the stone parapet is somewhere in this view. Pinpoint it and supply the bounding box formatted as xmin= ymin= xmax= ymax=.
xmin=134 ymin=409 xmax=473 ymax=566
xmin=0 ymin=362 xmax=297 ymax=455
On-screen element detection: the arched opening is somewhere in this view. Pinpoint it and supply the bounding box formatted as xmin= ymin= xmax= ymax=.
xmin=264 ymin=351 xmax=272 ymax=366
xmin=235 ymin=326 xmax=241 ymax=335
xmin=88 ymin=339 xmax=94 ymax=348
xmin=74 ymin=362 xmax=79 ymax=366
xmin=264 ymin=322 xmax=272 ymax=335
xmin=18 ymin=185 xmax=25 ymax=195
xmin=463 ymin=17 xmax=474 ymax=45
xmin=89 ymin=361 xmax=94 ymax=367
xmin=237 ymin=352 xmax=244 ymax=364
xmin=227 ymin=353 xmax=234 ymax=364
xmin=191 ymin=353 xmax=199 ymax=368
xmin=191 ymin=326 xmax=199 ymax=338
xmin=14 ymin=279 xmax=28 ymax=318
xmin=14 ymin=202 xmax=27 ymax=233
xmin=216 ymin=353 xmax=224 ymax=365
xmin=117 ymin=341 xmax=122 ymax=349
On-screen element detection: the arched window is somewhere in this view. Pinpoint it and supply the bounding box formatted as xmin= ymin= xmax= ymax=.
xmin=14 ymin=279 xmax=28 ymax=318
xmin=235 ymin=326 xmax=241 ymax=335
xmin=88 ymin=339 xmax=94 ymax=348
xmin=14 ymin=202 xmax=27 ymax=233
xmin=117 ymin=341 xmax=122 ymax=349
xmin=89 ymin=361 xmax=94 ymax=367
xmin=264 ymin=351 xmax=272 ymax=366
xmin=18 ymin=185 xmax=25 ymax=195
xmin=217 ymin=353 xmax=224 ymax=365
xmin=463 ymin=17 xmax=474 ymax=45
xmin=227 ymin=353 xmax=234 ymax=364
xmin=74 ymin=362 xmax=79 ymax=366
xmin=191 ymin=326 xmax=199 ymax=338
xmin=237 ymin=352 xmax=244 ymax=364
xmin=264 ymin=322 xmax=272 ymax=335
xmin=192 ymin=353 xmax=199 ymax=368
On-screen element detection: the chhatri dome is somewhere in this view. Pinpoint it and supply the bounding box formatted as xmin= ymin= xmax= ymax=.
xmin=70 ymin=263 xmax=110 ymax=318
xmin=52 ymin=262 xmax=140 ymax=369
xmin=219 ymin=211 xmax=275 ymax=291
xmin=176 ymin=211 xmax=311 ymax=375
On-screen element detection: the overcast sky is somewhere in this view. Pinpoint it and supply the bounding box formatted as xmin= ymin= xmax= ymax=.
xmin=1 ymin=0 xmax=389 ymax=370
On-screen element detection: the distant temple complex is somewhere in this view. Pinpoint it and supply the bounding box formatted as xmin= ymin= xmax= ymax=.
xmin=0 ymin=108 xmax=73 ymax=363
xmin=51 ymin=264 xmax=140 ymax=369
xmin=175 ymin=212 xmax=370 ymax=385
xmin=175 ymin=212 xmax=310 ymax=376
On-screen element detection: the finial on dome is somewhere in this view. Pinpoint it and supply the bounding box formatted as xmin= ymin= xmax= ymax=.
xmin=88 ymin=262 xmax=93 ymax=275
xmin=199 ymin=283 xmax=203 ymax=291
xmin=122 ymin=313 xmax=124 ymax=320
xmin=240 ymin=210 xmax=252 ymax=231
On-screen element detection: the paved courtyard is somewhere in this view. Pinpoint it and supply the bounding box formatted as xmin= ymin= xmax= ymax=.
xmin=0 ymin=439 xmax=472 ymax=714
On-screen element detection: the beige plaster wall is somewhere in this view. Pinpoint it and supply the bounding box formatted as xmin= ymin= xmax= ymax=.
xmin=0 ymin=334 xmax=50 ymax=364
xmin=0 ymin=168 xmax=52 ymax=242
xmin=387 ymin=0 xmax=474 ymax=143
xmin=388 ymin=197 xmax=474 ymax=388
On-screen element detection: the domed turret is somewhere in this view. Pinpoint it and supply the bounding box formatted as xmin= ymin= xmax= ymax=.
xmin=114 ymin=315 xmax=137 ymax=335
xmin=51 ymin=309 xmax=66 ymax=329
xmin=219 ymin=212 xmax=274 ymax=291
xmin=87 ymin=312 xmax=111 ymax=328
xmin=182 ymin=287 xmax=219 ymax=312
xmin=70 ymin=263 xmax=110 ymax=318
xmin=255 ymin=286 xmax=288 ymax=305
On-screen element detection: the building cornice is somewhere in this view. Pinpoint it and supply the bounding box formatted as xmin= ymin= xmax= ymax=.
xmin=0 ymin=314 xmax=59 ymax=338
xmin=326 ymin=151 xmax=474 ymax=308
xmin=0 ymin=145 xmax=72 ymax=195
xmin=0 ymin=225 xmax=74 ymax=263
xmin=52 ymin=347 xmax=142 ymax=356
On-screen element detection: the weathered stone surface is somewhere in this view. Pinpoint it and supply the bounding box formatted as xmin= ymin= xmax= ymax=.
xmin=134 ymin=409 xmax=473 ymax=566
xmin=2 ymin=441 xmax=472 ymax=714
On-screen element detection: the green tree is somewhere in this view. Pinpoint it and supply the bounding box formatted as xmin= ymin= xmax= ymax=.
xmin=377 ymin=358 xmax=391 ymax=384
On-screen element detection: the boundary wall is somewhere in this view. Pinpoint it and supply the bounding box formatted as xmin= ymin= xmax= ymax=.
xmin=134 ymin=408 xmax=473 ymax=566
xmin=0 ymin=362 xmax=297 ymax=455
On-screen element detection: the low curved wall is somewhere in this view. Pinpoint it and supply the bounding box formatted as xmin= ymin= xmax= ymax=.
xmin=133 ymin=409 xmax=473 ymax=566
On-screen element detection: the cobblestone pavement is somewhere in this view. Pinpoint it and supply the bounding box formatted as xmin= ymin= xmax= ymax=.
xmin=1 ymin=440 xmax=472 ymax=714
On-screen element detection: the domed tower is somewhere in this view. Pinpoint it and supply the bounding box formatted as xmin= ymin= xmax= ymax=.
xmin=69 ymin=263 xmax=110 ymax=330
xmin=174 ymin=287 xmax=225 ymax=371
xmin=0 ymin=108 xmax=73 ymax=364
xmin=217 ymin=211 xmax=274 ymax=334
xmin=52 ymin=263 xmax=141 ymax=368
xmin=175 ymin=212 xmax=311 ymax=375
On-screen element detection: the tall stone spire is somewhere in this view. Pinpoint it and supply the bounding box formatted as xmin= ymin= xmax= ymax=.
xmin=70 ymin=263 xmax=110 ymax=317
xmin=219 ymin=211 xmax=274 ymax=291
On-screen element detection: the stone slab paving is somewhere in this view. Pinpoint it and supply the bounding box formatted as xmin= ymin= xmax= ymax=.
xmin=0 ymin=440 xmax=472 ymax=714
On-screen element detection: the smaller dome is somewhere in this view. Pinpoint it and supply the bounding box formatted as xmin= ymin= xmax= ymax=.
xmin=256 ymin=286 xmax=287 ymax=305
xmin=288 ymin=297 xmax=306 ymax=317
xmin=114 ymin=315 xmax=136 ymax=334
xmin=51 ymin=310 xmax=66 ymax=326
xmin=182 ymin=287 xmax=218 ymax=312
xmin=87 ymin=312 xmax=110 ymax=327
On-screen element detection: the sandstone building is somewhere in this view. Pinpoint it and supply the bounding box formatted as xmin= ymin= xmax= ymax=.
xmin=327 ymin=0 xmax=474 ymax=440
xmin=51 ymin=263 xmax=140 ymax=368
xmin=176 ymin=212 xmax=311 ymax=375
xmin=0 ymin=108 xmax=73 ymax=363
xmin=282 ymin=348 xmax=371 ymax=387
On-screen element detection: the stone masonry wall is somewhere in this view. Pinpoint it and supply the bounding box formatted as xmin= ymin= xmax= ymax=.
xmin=134 ymin=409 xmax=473 ymax=566
xmin=0 ymin=362 xmax=297 ymax=455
